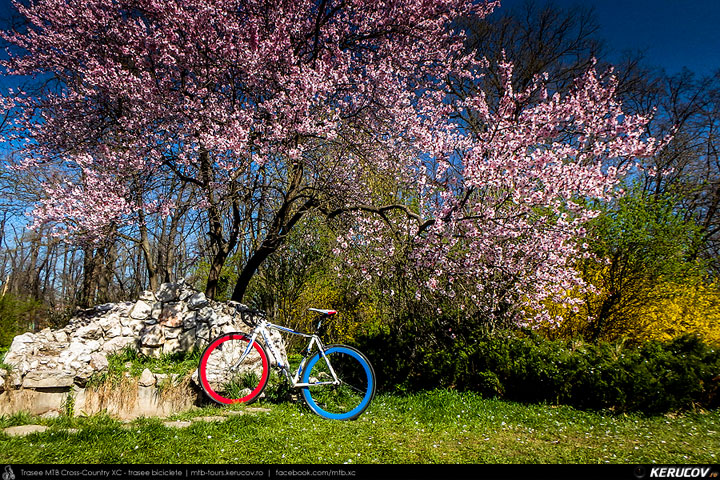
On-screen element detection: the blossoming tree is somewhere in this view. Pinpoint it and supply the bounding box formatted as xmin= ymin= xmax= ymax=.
xmin=1 ymin=0 xmax=658 ymax=326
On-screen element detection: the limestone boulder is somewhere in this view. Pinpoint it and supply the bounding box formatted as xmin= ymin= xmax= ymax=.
xmin=101 ymin=336 xmax=136 ymax=354
xmin=188 ymin=292 xmax=208 ymax=310
xmin=140 ymin=325 xmax=164 ymax=347
xmin=159 ymin=302 xmax=186 ymax=328
xmin=156 ymin=282 xmax=179 ymax=302
xmin=139 ymin=290 xmax=156 ymax=302
xmin=138 ymin=368 xmax=156 ymax=387
xmin=22 ymin=370 xmax=75 ymax=389
xmin=129 ymin=300 xmax=153 ymax=320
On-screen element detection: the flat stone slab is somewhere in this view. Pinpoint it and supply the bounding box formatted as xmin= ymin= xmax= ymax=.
xmin=3 ymin=425 xmax=49 ymax=436
xmin=22 ymin=370 xmax=75 ymax=388
xmin=194 ymin=416 xmax=227 ymax=423
xmin=163 ymin=421 xmax=193 ymax=428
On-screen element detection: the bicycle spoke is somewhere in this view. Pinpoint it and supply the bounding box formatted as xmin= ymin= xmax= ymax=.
xmin=301 ymin=345 xmax=375 ymax=420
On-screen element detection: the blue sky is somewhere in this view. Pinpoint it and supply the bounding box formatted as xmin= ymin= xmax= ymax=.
xmin=497 ymin=0 xmax=720 ymax=76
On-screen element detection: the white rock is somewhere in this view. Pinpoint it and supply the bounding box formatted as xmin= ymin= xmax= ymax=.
xmin=85 ymin=340 xmax=101 ymax=353
xmin=37 ymin=328 xmax=53 ymax=342
xmin=64 ymin=341 xmax=91 ymax=359
xmin=4 ymin=425 xmax=50 ymax=436
xmin=115 ymin=302 xmax=134 ymax=316
xmin=151 ymin=302 xmax=163 ymax=320
xmin=120 ymin=315 xmax=139 ymax=328
xmin=140 ymin=346 xmax=162 ymax=358
xmin=74 ymin=323 xmax=103 ymax=340
xmin=139 ymin=290 xmax=156 ymax=302
xmin=101 ymin=336 xmax=136 ymax=354
xmin=22 ymin=370 xmax=75 ymax=389
xmin=77 ymin=353 xmax=92 ymax=363
xmin=220 ymin=324 xmax=237 ymax=335
xmin=140 ymin=325 xmax=164 ymax=347
xmin=8 ymin=332 xmax=36 ymax=355
xmin=74 ymin=365 xmax=94 ymax=386
xmin=53 ymin=330 xmax=69 ymax=344
xmin=106 ymin=324 xmax=123 ymax=338
xmin=188 ymin=292 xmax=209 ymax=310
xmin=182 ymin=312 xmax=197 ymax=330
xmin=89 ymin=353 xmax=109 ymax=371
xmin=129 ymin=300 xmax=153 ymax=320
xmin=196 ymin=306 xmax=215 ymax=323
xmin=196 ymin=323 xmax=211 ymax=344
xmin=97 ymin=314 xmax=115 ymax=331
xmin=163 ymin=327 xmax=182 ymax=340
xmin=162 ymin=338 xmax=181 ymax=355
xmin=156 ymin=283 xmax=179 ymax=302
xmin=9 ymin=370 xmax=22 ymax=388
xmin=159 ymin=302 xmax=186 ymax=328
xmin=213 ymin=314 xmax=232 ymax=327
xmin=178 ymin=329 xmax=196 ymax=352
xmin=95 ymin=303 xmax=115 ymax=313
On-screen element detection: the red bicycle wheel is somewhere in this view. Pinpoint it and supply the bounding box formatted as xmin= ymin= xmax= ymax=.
xmin=198 ymin=333 xmax=269 ymax=404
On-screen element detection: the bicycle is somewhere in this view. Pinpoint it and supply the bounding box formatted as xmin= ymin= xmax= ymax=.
xmin=197 ymin=304 xmax=376 ymax=421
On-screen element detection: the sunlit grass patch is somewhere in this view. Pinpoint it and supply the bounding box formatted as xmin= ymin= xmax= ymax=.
xmin=0 ymin=390 xmax=718 ymax=464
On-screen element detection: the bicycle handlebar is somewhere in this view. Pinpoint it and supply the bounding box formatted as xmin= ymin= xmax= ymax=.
xmin=228 ymin=302 xmax=265 ymax=328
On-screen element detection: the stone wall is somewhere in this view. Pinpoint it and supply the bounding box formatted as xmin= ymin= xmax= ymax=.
xmin=0 ymin=281 xmax=286 ymax=418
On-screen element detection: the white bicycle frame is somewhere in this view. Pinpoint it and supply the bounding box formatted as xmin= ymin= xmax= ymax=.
xmin=230 ymin=317 xmax=341 ymax=388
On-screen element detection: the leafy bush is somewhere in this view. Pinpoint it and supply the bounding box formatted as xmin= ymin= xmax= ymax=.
xmin=0 ymin=293 xmax=43 ymax=347
xmin=354 ymin=330 xmax=720 ymax=414
xmin=545 ymin=187 xmax=715 ymax=343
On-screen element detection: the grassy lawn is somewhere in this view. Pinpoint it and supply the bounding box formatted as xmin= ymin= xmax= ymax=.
xmin=0 ymin=390 xmax=718 ymax=464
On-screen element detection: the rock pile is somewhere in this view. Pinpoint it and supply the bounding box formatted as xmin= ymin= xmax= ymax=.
xmin=0 ymin=281 xmax=286 ymax=417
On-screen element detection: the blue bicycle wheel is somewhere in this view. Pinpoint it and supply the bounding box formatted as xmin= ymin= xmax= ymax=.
xmin=301 ymin=345 xmax=376 ymax=420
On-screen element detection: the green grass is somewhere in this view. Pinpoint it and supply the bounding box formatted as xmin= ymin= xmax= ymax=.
xmin=86 ymin=346 xmax=200 ymax=388
xmin=0 ymin=345 xmax=11 ymax=371
xmin=0 ymin=390 xmax=718 ymax=464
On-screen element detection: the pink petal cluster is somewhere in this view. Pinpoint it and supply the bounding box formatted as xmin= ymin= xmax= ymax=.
xmin=334 ymin=62 xmax=659 ymax=327
xmin=1 ymin=0 xmax=659 ymax=326
xmin=2 ymin=0 xmax=495 ymax=237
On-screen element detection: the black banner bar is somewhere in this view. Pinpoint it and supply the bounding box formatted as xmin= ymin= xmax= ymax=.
xmin=2 ymin=464 xmax=718 ymax=480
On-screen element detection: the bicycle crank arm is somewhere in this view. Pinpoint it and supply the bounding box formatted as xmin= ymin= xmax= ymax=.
xmin=295 ymin=381 xmax=339 ymax=387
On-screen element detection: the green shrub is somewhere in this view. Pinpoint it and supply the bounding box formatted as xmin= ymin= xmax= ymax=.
xmin=0 ymin=293 xmax=42 ymax=347
xmin=353 ymin=330 xmax=720 ymax=414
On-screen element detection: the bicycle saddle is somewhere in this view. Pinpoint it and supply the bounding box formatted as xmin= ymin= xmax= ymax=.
xmin=308 ymin=308 xmax=337 ymax=315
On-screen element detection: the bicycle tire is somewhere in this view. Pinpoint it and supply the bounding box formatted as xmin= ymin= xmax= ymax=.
xmin=198 ymin=332 xmax=269 ymax=405
xmin=300 ymin=345 xmax=376 ymax=420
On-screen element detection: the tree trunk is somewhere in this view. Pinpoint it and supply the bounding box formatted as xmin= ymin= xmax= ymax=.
xmin=205 ymin=250 xmax=228 ymax=300
xmin=198 ymin=149 xmax=241 ymax=300
xmin=231 ymin=242 xmax=278 ymax=302
xmin=97 ymin=240 xmax=117 ymax=303
xmin=230 ymin=195 xmax=315 ymax=303
xmin=137 ymin=210 xmax=158 ymax=293
xmin=80 ymin=245 xmax=100 ymax=307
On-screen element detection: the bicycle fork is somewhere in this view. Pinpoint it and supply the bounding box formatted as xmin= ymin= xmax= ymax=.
xmin=229 ymin=331 xmax=261 ymax=372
